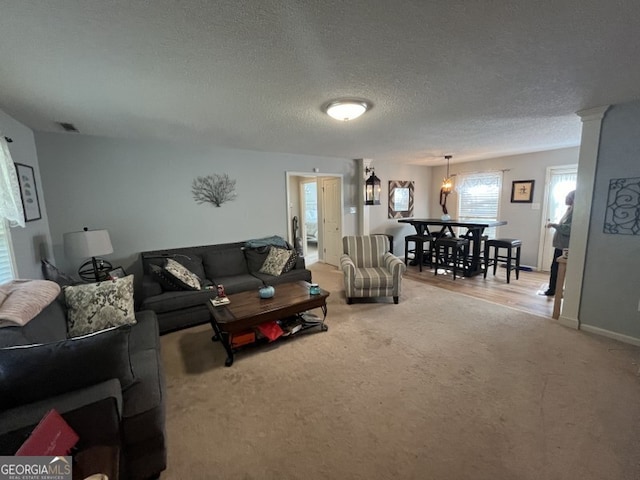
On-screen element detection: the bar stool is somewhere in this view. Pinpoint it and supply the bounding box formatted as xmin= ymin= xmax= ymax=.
xmin=433 ymin=237 xmax=470 ymax=280
xmin=483 ymin=238 xmax=522 ymax=283
xmin=404 ymin=234 xmax=432 ymax=272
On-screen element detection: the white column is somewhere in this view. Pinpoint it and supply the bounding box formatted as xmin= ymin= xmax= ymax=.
xmin=559 ymin=105 xmax=609 ymax=328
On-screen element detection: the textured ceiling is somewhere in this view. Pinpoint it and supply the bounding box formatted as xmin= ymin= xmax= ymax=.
xmin=1 ymin=0 xmax=639 ymax=166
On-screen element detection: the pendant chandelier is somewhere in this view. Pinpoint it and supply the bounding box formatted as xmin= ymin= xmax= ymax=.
xmin=439 ymin=155 xmax=453 ymax=219
xmin=441 ymin=155 xmax=453 ymax=194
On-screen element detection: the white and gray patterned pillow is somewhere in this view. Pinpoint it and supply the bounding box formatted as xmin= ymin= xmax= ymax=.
xmin=164 ymin=258 xmax=201 ymax=290
xmin=259 ymin=247 xmax=293 ymax=276
xmin=65 ymin=275 xmax=136 ymax=337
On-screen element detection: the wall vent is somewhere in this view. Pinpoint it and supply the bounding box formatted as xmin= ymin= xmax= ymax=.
xmin=58 ymin=122 xmax=79 ymax=133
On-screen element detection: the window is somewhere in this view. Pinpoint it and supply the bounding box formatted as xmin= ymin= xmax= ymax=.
xmin=0 ymin=219 xmax=16 ymax=283
xmin=456 ymin=171 xmax=503 ymax=239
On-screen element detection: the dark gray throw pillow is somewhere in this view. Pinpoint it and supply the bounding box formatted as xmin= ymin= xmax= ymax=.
xmin=244 ymin=246 xmax=270 ymax=273
xmin=281 ymin=249 xmax=299 ymax=273
xmin=41 ymin=259 xmax=81 ymax=287
xmin=0 ymin=325 xmax=136 ymax=411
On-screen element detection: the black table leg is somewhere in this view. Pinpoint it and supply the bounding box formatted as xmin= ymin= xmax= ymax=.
xmin=210 ymin=320 xmax=235 ymax=366
xmin=463 ymin=227 xmax=484 ymax=276
xmin=320 ymin=304 xmax=328 ymax=331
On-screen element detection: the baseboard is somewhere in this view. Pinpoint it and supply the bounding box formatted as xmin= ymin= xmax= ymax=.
xmin=558 ymin=315 xmax=579 ymax=329
xmin=579 ymin=323 xmax=640 ymax=347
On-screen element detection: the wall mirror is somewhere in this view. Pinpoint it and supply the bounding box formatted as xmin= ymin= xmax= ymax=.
xmin=388 ymin=180 xmax=414 ymax=218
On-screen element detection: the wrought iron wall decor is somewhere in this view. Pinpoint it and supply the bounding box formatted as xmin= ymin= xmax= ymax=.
xmin=604 ymin=176 xmax=640 ymax=235
xmin=388 ymin=180 xmax=414 ymax=218
xmin=192 ymin=173 xmax=237 ymax=207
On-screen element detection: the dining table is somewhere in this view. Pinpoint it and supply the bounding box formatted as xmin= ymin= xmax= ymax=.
xmin=398 ymin=218 xmax=508 ymax=277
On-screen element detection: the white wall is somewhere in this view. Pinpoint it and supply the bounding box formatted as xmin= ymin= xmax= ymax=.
xmin=34 ymin=132 xmax=359 ymax=278
xmin=429 ymin=148 xmax=579 ymax=267
xmin=0 ymin=109 xmax=53 ymax=279
xmin=580 ymin=100 xmax=640 ymax=338
xmin=364 ymin=162 xmax=432 ymax=255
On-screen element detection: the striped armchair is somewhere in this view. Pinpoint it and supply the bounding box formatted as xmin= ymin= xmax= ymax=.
xmin=340 ymin=235 xmax=407 ymax=304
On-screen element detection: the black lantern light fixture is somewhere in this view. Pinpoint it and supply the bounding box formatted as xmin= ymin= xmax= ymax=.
xmin=365 ymin=167 xmax=381 ymax=205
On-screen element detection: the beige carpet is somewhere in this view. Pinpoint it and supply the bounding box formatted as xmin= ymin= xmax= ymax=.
xmin=160 ymin=263 xmax=640 ymax=480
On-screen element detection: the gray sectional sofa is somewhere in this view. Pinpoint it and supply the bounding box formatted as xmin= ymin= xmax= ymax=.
xmin=0 ymin=296 xmax=166 ymax=480
xmin=140 ymin=240 xmax=312 ymax=334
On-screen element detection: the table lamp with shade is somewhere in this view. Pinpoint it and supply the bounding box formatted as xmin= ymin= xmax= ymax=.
xmin=64 ymin=227 xmax=113 ymax=282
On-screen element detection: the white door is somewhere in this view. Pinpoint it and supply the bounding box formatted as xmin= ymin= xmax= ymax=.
xmin=322 ymin=177 xmax=342 ymax=266
xmin=537 ymin=166 xmax=578 ymax=271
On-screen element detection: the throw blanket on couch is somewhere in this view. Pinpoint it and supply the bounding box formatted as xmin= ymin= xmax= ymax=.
xmin=244 ymin=235 xmax=290 ymax=249
xmin=0 ymin=280 xmax=60 ymax=328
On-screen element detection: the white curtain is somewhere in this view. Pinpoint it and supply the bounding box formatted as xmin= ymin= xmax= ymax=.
xmin=454 ymin=171 xmax=502 ymax=193
xmin=0 ymin=137 xmax=25 ymax=227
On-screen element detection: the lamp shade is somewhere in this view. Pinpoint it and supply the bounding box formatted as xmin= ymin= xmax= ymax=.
xmin=64 ymin=229 xmax=113 ymax=258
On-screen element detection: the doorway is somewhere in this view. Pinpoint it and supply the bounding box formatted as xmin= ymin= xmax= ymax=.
xmin=286 ymin=173 xmax=343 ymax=267
xmin=537 ymin=165 xmax=578 ymax=271
xmin=302 ymin=181 xmax=318 ymax=264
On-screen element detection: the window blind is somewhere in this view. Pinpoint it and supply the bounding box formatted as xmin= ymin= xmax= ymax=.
xmin=0 ymin=219 xmax=15 ymax=283
xmin=456 ymin=171 xmax=503 ymax=239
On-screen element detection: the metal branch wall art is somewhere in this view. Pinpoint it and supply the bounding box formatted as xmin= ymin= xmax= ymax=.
xmin=604 ymin=176 xmax=640 ymax=235
xmin=192 ymin=173 xmax=238 ymax=207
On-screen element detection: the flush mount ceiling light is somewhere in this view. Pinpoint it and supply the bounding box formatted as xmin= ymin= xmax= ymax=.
xmin=323 ymin=99 xmax=371 ymax=121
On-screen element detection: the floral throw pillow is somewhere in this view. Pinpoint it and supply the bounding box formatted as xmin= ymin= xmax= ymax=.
xmin=149 ymin=264 xmax=182 ymax=291
xmin=259 ymin=247 xmax=293 ymax=276
xmin=65 ymin=275 xmax=136 ymax=337
xmin=163 ymin=258 xmax=201 ymax=290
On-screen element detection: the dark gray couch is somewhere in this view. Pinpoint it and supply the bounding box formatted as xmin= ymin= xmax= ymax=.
xmin=140 ymin=240 xmax=312 ymax=334
xmin=0 ymin=298 xmax=166 ymax=480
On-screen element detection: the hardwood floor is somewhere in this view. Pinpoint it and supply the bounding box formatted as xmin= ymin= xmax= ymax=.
xmin=403 ymin=261 xmax=555 ymax=318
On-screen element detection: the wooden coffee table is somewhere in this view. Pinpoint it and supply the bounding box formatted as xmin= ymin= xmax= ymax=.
xmin=207 ymin=281 xmax=329 ymax=366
